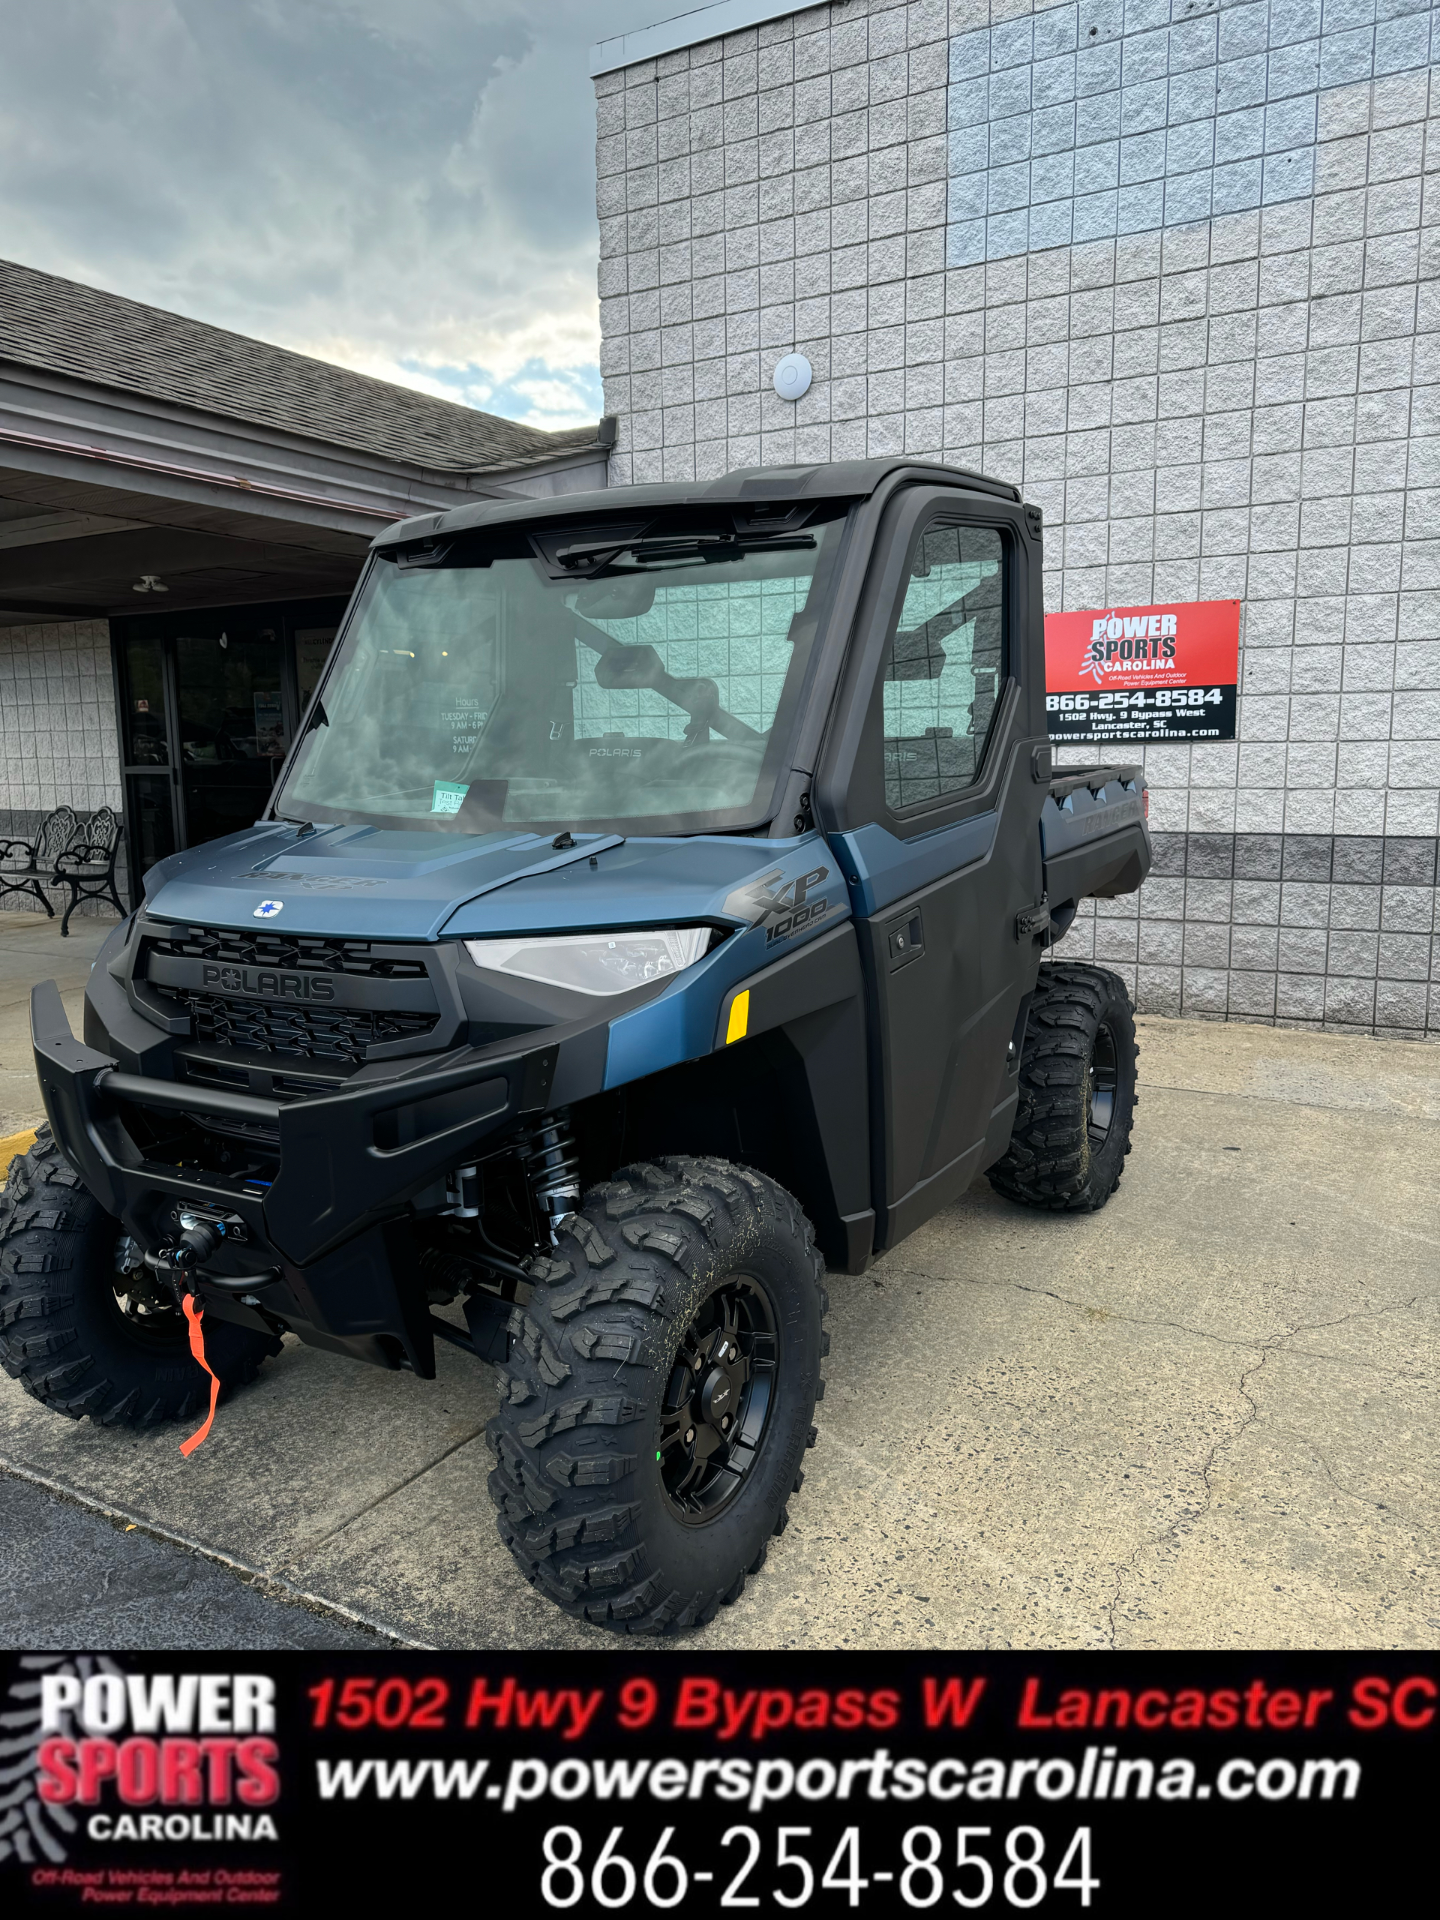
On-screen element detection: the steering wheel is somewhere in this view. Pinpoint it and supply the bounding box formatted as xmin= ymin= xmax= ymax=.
xmin=635 ymin=738 xmax=766 ymax=798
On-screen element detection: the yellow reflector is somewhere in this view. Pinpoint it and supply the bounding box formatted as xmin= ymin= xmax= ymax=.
xmin=725 ymin=990 xmax=750 ymax=1045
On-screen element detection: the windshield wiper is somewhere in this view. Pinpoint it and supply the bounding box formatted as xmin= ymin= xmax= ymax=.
xmin=538 ymin=526 xmax=814 ymax=578
xmin=622 ymin=532 xmax=815 ymax=567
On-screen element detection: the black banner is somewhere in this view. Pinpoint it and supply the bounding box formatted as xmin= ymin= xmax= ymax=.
xmin=1045 ymin=686 xmax=1237 ymax=745
xmin=3 ymin=1652 xmax=1432 ymax=1916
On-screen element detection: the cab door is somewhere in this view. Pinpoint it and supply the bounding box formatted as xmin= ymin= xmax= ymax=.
xmin=814 ymin=488 xmax=1049 ymax=1252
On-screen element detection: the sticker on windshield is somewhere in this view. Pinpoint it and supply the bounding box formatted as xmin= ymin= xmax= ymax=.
xmin=431 ymin=781 xmax=469 ymax=815
xmin=439 ymin=697 xmax=487 ymax=756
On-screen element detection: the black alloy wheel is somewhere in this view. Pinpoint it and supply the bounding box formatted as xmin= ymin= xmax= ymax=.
xmin=1087 ymin=1020 xmax=1119 ymax=1145
xmin=657 ymin=1277 xmax=776 ymax=1521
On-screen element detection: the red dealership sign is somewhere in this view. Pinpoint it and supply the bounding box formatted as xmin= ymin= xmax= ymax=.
xmin=1044 ymin=599 xmax=1240 ymax=743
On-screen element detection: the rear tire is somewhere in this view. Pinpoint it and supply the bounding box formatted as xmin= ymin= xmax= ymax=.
xmin=0 ymin=1126 xmax=280 ymax=1424
xmin=486 ymin=1155 xmax=827 ymax=1634
xmin=988 ymin=963 xmax=1139 ymax=1212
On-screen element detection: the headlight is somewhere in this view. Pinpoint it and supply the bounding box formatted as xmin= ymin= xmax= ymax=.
xmin=464 ymin=927 xmax=712 ymax=996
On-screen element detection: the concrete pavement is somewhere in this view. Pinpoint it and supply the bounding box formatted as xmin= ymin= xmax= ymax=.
xmin=0 ymin=908 xmax=109 ymax=1139
xmin=0 ymin=1473 xmax=386 ymax=1649
xmin=1 ymin=908 xmax=1435 ymax=1650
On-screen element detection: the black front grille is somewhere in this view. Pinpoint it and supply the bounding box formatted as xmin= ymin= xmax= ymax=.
xmin=164 ymin=990 xmax=437 ymax=1065
xmin=147 ymin=926 xmax=427 ymax=980
xmin=143 ymin=921 xmax=440 ymax=1066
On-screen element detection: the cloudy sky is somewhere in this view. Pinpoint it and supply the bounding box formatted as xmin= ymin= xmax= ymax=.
xmin=0 ymin=0 xmax=664 ymax=430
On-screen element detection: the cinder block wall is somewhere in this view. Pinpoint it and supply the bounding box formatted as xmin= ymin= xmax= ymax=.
xmin=594 ymin=0 xmax=1439 ymax=1036
xmin=0 ymin=620 xmax=126 ymax=915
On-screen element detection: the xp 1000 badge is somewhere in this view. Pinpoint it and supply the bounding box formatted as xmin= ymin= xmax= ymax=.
xmin=723 ymin=861 xmax=832 ymax=947
xmin=1044 ymin=600 xmax=1239 ymax=744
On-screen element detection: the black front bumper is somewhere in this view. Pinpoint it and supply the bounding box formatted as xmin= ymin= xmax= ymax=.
xmin=31 ymin=979 xmax=577 ymax=1376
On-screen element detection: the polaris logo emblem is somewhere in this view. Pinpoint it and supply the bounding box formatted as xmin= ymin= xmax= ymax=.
xmin=253 ymin=900 xmax=283 ymax=919
xmin=201 ymin=965 xmax=336 ymax=1002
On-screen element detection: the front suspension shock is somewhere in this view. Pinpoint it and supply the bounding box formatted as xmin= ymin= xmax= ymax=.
xmin=520 ymin=1113 xmax=581 ymax=1245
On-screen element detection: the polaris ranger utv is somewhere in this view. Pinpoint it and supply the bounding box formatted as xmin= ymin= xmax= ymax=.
xmin=3 ymin=459 xmax=1149 ymax=1633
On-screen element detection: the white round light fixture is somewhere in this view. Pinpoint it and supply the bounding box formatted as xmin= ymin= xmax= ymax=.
xmin=772 ymin=353 xmax=812 ymax=402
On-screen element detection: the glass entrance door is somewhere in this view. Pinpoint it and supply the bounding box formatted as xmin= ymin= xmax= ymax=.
xmin=174 ymin=624 xmax=287 ymax=847
xmin=113 ymin=598 xmax=346 ymax=903
xmin=117 ymin=630 xmax=178 ymax=882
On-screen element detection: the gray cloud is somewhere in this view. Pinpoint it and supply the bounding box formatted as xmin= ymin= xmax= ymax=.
xmin=0 ymin=0 xmax=656 ymax=424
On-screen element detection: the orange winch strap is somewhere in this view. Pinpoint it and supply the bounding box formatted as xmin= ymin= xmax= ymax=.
xmin=179 ymin=1293 xmax=220 ymax=1457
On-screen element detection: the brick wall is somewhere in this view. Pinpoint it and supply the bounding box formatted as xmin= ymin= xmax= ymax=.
xmin=0 ymin=620 xmax=126 ymax=916
xmin=594 ymin=0 xmax=1439 ymax=1035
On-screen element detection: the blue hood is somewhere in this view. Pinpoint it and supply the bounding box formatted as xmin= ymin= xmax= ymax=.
xmin=142 ymin=823 xmax=822 ymax=942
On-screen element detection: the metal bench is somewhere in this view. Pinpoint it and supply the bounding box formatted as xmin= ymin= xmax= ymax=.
xmin=52 ymin=806 xmax=127 ymax=936
xmin=0 ymin=806 xmax=80 ymax=917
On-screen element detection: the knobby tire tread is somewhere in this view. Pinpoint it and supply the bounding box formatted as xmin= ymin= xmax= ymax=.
xmin=988 ymin=962 xmax=1139 ymax=1213
xmin=0 ymin=1125 xmax=280 ymax=1424
xmin=486 ymin=1154 xmax=827 ymax=1635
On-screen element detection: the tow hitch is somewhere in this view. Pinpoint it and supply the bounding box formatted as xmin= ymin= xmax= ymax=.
xmin=146 ymin=1212 xmax=225 ymax=1283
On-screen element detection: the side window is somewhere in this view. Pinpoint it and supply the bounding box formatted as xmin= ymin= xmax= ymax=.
xmin=882 ymin=523 xmax=1005 ymax=811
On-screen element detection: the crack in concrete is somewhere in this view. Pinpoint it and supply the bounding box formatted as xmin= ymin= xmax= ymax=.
xmin=874 ymin=1256 xmax=1424 ymax=1374
xmin=1099 ymin=1342 xmax=1268 ymax=1652
xmin=1096 ymin=1296 xmax=1428 ymax=1648
xmin=1138 ymin=1077 xmax=1440 ymax=1127
xmin=270 ymin=1425 xmax=488 ymax=1577
xmin=862 ymin=1261 xmax=1430 ymax=1650
xmin=860 ymin=1262 xmax=1374 ymax=1650
xmin=1306 ymin=1445 xmax=1436 ymax=1538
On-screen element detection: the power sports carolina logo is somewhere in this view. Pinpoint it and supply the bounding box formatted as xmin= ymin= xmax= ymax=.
xmin=1044 ymin=599 xmax=1241 ymax=698
xmin=1077 ymin=608 xmax=1179 ymax=686
xmin=1 ymin=1659 xmax=282 ymax=1851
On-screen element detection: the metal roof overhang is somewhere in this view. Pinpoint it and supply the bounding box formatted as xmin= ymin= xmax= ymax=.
xmin=591 ymin=1 xmax=826 ymax=76
xmin=0 ymin=359 xmax=610 ymax=626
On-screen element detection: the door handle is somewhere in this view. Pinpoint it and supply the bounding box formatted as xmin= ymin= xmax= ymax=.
xmin=885 ymin=908 xmax=924 ymax=971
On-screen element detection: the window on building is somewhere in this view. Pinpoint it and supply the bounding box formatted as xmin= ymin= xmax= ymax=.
xmin=295 ymin=627 xmax=337 ymax=714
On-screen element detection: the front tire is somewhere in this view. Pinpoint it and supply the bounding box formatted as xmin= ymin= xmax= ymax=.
xmin=988 ymin=962 xmax=1139 ymax=1212
xmin=487 ymin=1155 xmax=828 ymax=1633
xmin=0 ymin=1126 xmax=281 ymax=1424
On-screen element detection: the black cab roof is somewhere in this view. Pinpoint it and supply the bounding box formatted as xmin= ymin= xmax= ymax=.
xmin=372 ymin=458 xmax=1022 ymax=551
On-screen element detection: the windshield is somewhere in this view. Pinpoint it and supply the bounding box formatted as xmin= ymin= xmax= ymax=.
xmin=274 ymin=507 xmax=847 ymax=835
